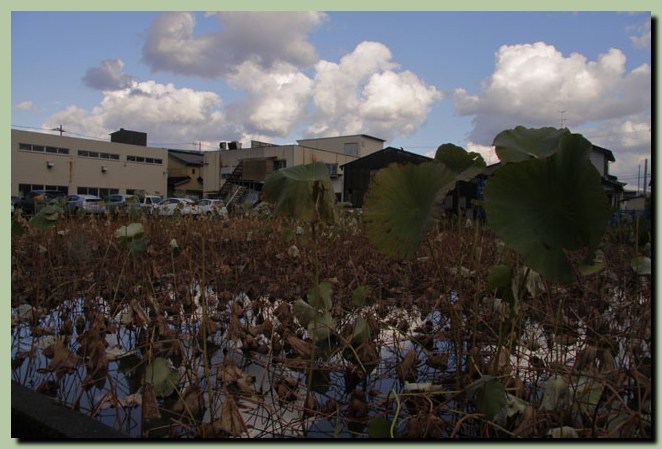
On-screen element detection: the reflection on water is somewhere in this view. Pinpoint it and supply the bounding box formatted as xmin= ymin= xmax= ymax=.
xmin=11 ymin=285 xmax=649 ymax=438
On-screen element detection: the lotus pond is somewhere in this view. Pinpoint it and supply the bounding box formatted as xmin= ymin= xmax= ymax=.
xmin=10 ymin=208 xmax=652 ymax=439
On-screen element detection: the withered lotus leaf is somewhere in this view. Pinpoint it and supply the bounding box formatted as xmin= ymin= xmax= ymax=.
xmin=46 ymin=340 xmax=80 ymax=378
xmin=172 ymin=385 xmax=205 ymax=417
xmin=220 ymin=394 xmax=248 ymax=437
xmin=219 ymin=363 xmax=255 ymax=396
xmin=398 ymin=349 xmax=418 ymax=384
xmin=142 ymin=383 xmax=161 ymax=420
xmin=286 ymin=334 xmax=312 ymax=358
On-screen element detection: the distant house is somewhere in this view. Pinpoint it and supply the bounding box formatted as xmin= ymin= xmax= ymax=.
xmin=167 ymin=149 xmax=205 ymax=199
xmin=591 ymin=145 xmax=625 ymax=208
xmin=445 ymin=144 xmax=625 ymax=220
xmin=341 ymin=147 xmax=432 ymax=207
xmin=619 ymin=190 xmax=650 ymax=219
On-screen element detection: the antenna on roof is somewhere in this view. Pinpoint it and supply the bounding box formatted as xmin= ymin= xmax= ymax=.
xmin=559 ymin=110 xmax=567 ymax=129
xmin=51 ymin=124 xmax=66 ymax=136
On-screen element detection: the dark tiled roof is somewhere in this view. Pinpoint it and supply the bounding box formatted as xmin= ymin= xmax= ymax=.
xmin=168 ymin=176 xmax=191 ymax=186
xmin=593 ymin=145 xmax=616 ymax=162
xmin=340 ymin=146 xmax=431 ymax=168
xmin=168 ymin=150 xmax=204 ymax=166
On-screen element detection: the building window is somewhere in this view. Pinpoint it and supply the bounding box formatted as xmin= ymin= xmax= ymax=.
xmin=325 ymin=163 xmax=339 ymax=177
xmin=77 ymin=187 xmax=119 ymax=198
xmin=127 ymin=155 xmax=162 ymax=165
xmin=18 ymin=183 xmax=68 ymax=196
xmin=78 ymin=150 xmax=119 ymax=160
xmin=274 ymin=159 xmax=287 ymax=171
xmin=344 ymin=142 xmax=358 ymax=157
xmin=19 ymin=143 xmax=69 ymax=155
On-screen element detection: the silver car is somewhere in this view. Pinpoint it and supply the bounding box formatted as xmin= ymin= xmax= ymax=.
xmin=197 ymin=198 xmax=228 ymax=217
xmin=66 ymin=194 xmax=105 ymax=215
xmin=155 ymin=197 xmax=201 ymax=216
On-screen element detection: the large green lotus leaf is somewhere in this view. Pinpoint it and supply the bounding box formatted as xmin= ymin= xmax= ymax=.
xmin=484 ymin=134 xmax=609 ymax=283
xmin=129 ymin=237 xmax=150 ymax=254
xmin=541 ymin=375 xmax=570 ymax=411
xmin=487 ymin=264 xmax=513 ymax=291
xmin=263 ymin=162 xmax=335 ymax=224
xmin=143 ymin=357 xmax=179 ymax=398
xmin=363 ymin=162 xmax=457 ymax=259
xmin=293 ymin=299 xmax=314 ymax=328
xmin=351 ymin=316 xmax=371 ymax=346
xmin=351 ymin=285 xmax=371 ymax=307
xmin=467 ymin=375 xmax=506 ymax=421
xmin=308 ymin=311 xmax=335 ymax=341
xmin=574 ymin=376 xmax=604 ymax=417
xmin=493 ymin=126 xmax=570 ymax=163
xmin=367 ymin=416 xmax=395 ymax=438
xmin=306 ymin=282 xmax=333 ymax=310
xmin=631 ymin=256 xmax=652 ymax=275
xmin=114 ymin=223 xmax=144 ymax=240
xmin=435 ymin=143 xmax=486 ymax=180
xmin=29 ymin=204 xmax=64 ymax=230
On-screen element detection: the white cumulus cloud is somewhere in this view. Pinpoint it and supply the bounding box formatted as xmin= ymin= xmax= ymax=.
xmin=44 ymin=80 xmax=229 ymax=146
xmin=43 ymin=18 xmax=443 ymax=150
xmin=225 ymin=61 xmax=313 ymax=136
xmin=307 ymin=41 xmax=442 ymax=139
xmin=453 ymin=42 xmax=651 ymax=147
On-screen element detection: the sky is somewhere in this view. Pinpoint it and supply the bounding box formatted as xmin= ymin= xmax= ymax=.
xmin=10 ymin=10 xmax=653 ymax=190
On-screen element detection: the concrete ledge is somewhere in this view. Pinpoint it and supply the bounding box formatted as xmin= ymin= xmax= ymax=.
xmin=12 ymin=381 xmax=130 ymax=439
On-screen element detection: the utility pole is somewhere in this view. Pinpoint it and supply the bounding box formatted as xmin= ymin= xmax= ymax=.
xmin=638 ymin=164 xmax=641 ymax=194
xmin=643 ymin=158 xmax=648 ymax=196
xmin=52 ymin=125 xmax=65 ymax=136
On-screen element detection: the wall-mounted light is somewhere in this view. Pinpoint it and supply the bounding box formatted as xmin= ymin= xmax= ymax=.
xmin=101 ymin=166 xmax=108 ymax=173
xmin=46 ymin=161 xmax=54 ymax=169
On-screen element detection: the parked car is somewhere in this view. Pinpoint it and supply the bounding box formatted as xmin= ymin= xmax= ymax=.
xmin=13 ymin=190 xmax=68 ymax=215
xmin=197 ymin=198 xmax=228 ymax=217
xmin=155 ymin=197 xmax=201 ymax=216
xmin=105 ymin=194 xmax=138 ymax=216
xmin=65 ymin=194 xmax=105 ymax=215
xmin=106 ymin=193 xmax=163 ymax=215
xmin=140 ymin=195 xmax=163 ymax=215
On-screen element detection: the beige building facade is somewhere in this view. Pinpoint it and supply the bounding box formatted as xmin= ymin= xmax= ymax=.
xmin=214 ymin=134 xmax=385 ymax=200
xmin=11 ymin=129 xmax=168 ymax=198
xmin=11 ymin=129 xmax=385 ymax=203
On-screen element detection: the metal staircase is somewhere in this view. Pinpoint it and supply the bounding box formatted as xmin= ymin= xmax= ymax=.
xmin=218 ymin=161 xmax=244 ymax=201
xmin=220 ymin=160 xmax=256 ymax=208
xmin=225 ymin=184 xmax=247 ymax=207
